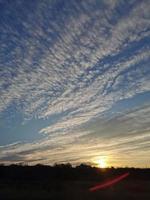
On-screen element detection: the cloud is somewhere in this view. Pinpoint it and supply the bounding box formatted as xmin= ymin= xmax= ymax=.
xmin=0 ymin=0 xmax=150 ymax=166
xmin=1 ymin=105 xmax=150 ymax=167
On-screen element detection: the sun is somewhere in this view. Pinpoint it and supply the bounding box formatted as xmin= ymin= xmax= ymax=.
xmin=95 ymin=158 xmax=107 ymax=168
xmin=97 ymin=159 xmax=106 ymax=168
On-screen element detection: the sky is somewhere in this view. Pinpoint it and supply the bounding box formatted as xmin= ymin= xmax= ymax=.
xmin=0 ymin=0 xmax=150 ymax=168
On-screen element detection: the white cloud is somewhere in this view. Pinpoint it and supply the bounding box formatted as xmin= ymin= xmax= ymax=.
xmin=0 ymin=0 xmax=150 ymax=166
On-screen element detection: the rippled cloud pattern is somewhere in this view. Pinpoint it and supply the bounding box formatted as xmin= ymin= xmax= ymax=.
xmin=0 ymin=0 xmax=150 ymax=167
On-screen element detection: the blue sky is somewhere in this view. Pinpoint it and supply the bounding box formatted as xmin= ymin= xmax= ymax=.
xmin=0 ymin=0 xmax=150 ymax=167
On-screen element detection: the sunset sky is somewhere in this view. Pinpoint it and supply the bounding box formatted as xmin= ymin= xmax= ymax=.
xmin=0 ymin=0 xmax=150 ymax=168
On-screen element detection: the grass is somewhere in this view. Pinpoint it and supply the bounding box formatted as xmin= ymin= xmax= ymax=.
xmin=0 ymin=179 xmax=150 ymax=199
xmin=0 ymin=164 xmax=150 ymax=199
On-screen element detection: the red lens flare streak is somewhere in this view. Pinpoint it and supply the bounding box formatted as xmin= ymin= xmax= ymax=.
xmin=89 ymin=172 xmax=129 ymax=192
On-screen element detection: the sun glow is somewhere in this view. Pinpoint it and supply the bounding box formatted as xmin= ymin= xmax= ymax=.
xmin=94 ymin=158 xmax=107 ymax=168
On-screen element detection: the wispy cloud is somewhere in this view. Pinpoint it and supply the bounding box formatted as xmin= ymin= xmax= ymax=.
xmin=0 ymin=0 xmax=150 ymax=167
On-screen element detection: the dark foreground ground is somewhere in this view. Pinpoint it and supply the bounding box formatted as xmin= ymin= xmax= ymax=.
xmin=0 ymin=164 xmax=150 ymax=200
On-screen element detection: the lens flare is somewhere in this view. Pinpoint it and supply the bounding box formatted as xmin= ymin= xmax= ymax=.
xmin=89 ymin=172 xmax=130 ymax=192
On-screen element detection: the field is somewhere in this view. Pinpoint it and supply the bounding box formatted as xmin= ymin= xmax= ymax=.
xmin=0 ymin=165 xmax=150 ymax=200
